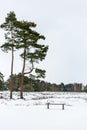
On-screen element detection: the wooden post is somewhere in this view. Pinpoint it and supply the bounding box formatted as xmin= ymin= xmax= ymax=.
xmin=62 ymin=104 xmax=64 ymax=110
xmin=47 ymin=103 xmax=50 ymax=109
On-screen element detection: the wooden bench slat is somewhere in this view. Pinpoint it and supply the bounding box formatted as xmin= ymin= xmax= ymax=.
xmin=46 ymin=103 xmax=65 ymax=110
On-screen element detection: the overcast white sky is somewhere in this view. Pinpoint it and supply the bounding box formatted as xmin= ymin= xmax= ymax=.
xmin=0 ymin=0 xmax=87 ymax=85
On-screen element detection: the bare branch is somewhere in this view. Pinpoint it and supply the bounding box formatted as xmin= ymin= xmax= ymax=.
xmin=24 ymin=60 xmax=34 ymax=75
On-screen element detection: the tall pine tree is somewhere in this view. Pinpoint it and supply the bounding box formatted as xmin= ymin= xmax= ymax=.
xmin=15 ymin=20 xmax=48 ymax=98
xmin=0 ymin=11 xmax=17 ymax=99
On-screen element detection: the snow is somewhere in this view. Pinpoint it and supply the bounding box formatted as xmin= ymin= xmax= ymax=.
xmin=0 ymin=91 xmax=87 ymax=130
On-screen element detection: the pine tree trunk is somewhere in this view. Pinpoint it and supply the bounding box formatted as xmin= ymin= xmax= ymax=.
xmin=10 ymin=89 xmax=13 ymax=99
xmin=20 ymin=73 xmax=24 ymax=99
xmin=20 ymin=48 xmax=26 ymax=99
xmin=10 ymin=31 xmax=14 ymax=99
xmin=20 ymin=88 xmax=23 ymax=99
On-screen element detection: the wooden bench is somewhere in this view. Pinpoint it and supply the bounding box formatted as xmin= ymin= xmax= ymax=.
xmin=46 ymin=103 xmax=65 ymax=110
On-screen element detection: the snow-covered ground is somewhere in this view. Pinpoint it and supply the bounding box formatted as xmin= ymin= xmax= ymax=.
xmin=0 ymin=91 xmax=87 ymax=130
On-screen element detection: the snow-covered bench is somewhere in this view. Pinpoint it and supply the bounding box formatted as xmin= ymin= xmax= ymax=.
xmin=46 ymin=103 xmax=65 ymax=110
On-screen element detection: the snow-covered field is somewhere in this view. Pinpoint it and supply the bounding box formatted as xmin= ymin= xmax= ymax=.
xmin=0 ymin=91 xmax=87 ymax=130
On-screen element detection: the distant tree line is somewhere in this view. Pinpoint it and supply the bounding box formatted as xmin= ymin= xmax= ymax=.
xmin=0 ymin=73 xmax=84 ymax=92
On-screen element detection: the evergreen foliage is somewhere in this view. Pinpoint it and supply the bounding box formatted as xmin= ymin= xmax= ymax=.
xmin=0 ymin=72 xmax=5 ymax=91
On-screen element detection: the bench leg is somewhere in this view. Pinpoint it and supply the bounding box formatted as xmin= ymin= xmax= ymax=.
xmin=47 ymin=103 xmax=50 ymax=109
xmin=62 ymin=104 xmax=64 ymax=110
